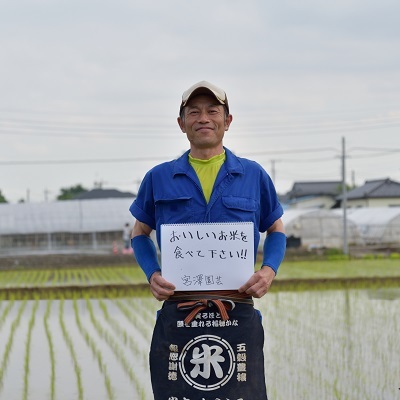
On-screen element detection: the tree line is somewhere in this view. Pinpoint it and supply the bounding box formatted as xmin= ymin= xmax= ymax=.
xmin=0 ymin=185 xmax=88 ymax=203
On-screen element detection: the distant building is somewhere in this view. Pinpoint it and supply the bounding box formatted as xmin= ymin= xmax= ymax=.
xmin=337 ymin=178 xmax=400 ymax=208
xmin=0 ymin=197 xmax=136 ymax=255
xmin=73 ymin=188 xmax=135 ymax=200
xmin=285 ymin=181 xmax=342 ymax=209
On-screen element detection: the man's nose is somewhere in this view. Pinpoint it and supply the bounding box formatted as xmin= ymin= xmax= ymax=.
xmin=198 ymin=109 xmax=210 ymax=122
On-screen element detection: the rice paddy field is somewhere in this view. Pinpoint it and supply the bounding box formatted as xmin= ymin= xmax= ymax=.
xmin=0 ymin=260 xmax=399 ymax=400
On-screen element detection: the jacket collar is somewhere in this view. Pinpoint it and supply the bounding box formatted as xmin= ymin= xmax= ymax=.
xmin=172 ymin=147 xmax=244 ymax=177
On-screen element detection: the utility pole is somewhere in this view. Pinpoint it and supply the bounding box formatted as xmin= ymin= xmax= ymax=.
xmin=342 ymin=137 xmax=348 ymax=255
xmin=135 ymin=179 xmax=142 ymax=195
xmin=44 ymin=188 xmax=49 ymax=202
xmin=271 ymin=160 xmax=276 ymax=183
xmin=271 ymin=159 xmax=281 ymax=183
xmin=351 ymin=170 xmax=356 ymax=188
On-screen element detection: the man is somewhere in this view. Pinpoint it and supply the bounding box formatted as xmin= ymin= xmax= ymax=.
xmin=130 ymin=81 xmax=286 ymax=400
xmin=122 ymin=222 xmax=131 ymax=253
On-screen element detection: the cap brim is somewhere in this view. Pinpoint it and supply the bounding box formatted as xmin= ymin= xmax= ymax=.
xmin=180 ymin=81 xmax=229 ymax=114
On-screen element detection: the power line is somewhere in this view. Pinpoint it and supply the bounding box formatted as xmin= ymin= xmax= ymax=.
xmin=349 ymin=146 xmax=400 ymax=152
xmin=349 ymin=151 xmax=400 ymax=159
xmin=2 ymin=102 xmax=399 ymax=120
xmin=0 ymin=156 xmax=172 ymax=166
xmin=266 ymin=157 xmax=337 ymax=163
xmin=4 ymin=114 xmax=400 ymax=129
xmin=1 ymin=112 xmax=399 ymax=140
xmin=0 ymin=128 xmax=178 ymax=139
xmin=1 ymin=146 xmax=398 ymax=166
xmin=0 ymin=147 xmax=338 ymax=166
xmin=242 ymin=147 xmax=338 ymax=156
xmin=1 ymin=122 xmax=397 ymax=139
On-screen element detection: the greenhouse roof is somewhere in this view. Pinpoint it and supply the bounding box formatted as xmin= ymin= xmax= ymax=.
xmin=342 ymin=207 xmax=400 ymax=225
xmin=331 ymin=207 xmax=400 ymax=225
xmin=2 ymin=200 xmax=400 ymax=244
xmin=281 ymin=209 xmax=316 ymax=225
xmin=332 ymin=207 xmax=400 ymax=242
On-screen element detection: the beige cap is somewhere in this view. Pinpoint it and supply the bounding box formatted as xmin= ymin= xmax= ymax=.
xmin=180 ymin=80 xmax=229 ymax=114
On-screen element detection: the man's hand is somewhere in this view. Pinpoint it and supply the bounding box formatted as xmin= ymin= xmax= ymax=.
xmin=149 ymin=272 xmax=176 ymax=301
xmin=238 ymin=266 xmax=276 ymax=298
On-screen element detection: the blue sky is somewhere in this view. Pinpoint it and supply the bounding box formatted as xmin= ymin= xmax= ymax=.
xmin=1 ymin=0 xmax=399 ymax=202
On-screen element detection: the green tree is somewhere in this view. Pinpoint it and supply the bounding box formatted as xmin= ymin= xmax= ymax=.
xmin=337 ymin=183 xmax=354 ymax=193
xmin=0 ymin=190 xmax=8 ymax=203
xmin=57 ymin=184 xmax=88 ymax=200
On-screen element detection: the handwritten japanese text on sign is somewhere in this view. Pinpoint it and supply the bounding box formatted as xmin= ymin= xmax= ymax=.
xmin=161 ymin=222 xmax=254 ymax=291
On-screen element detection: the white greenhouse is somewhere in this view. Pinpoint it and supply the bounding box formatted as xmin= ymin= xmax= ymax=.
xmin=0 ymin=198 xmax=136 ymax=255
xmin=340 ymin=207 xmax=400 ymax=245
xmin=283 ymin=207 xmax=400 ymax=248
xmin=282 ymin=209 xmax=361 ymax=249
xmin=1 ymin=199 xmax=399 ymax=255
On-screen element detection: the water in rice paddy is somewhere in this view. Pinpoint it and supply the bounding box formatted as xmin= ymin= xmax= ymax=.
xmin=0 ymin=288 xmax=398 ymax=400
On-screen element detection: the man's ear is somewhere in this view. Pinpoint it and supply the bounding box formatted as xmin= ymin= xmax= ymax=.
xmin=225 ymin=114 xmax=233 ymax=131
xmin=177 ymin=116 xmax=186 ymax=133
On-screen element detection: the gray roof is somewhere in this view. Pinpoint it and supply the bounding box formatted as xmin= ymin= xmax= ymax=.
xmin=287 ymin=181 xmax=342 ymax=199
xmin=338 ymin=179 xmax=400 ymax=200
xmin=73 ymin=188 xmax=135 ymax=200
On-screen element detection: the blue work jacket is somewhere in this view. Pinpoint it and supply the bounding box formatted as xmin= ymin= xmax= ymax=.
xmin=129 ymin=147 xmax=283 ymax=260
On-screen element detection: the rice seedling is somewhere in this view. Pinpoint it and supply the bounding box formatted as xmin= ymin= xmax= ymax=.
xmin=257 ymin=287 xmax=400 ymax=400
xmin=114 ymin=299 xmax=152 ymax=340
xmin=85 ymin=298 xmax=147 ymax=400
xmin=0 ymin=271 xmax=12 ymax=288
xmin=0 ymin=300 xmax=15 ymax=331
xmin=39 ymin=270 xmax=52 ymax=286
xmin=72 ymin=298 xmax=115 ymax=400
xmin=0 ymin=300 xmax=27 ymax=390
xmin=3 ymin=270 xmax=20 ymax=288
xmin=54 ymin=270 xmax=63 ymax=287
xmin=96 ymin=268 xmax=110 ymax=282
xmin=125 ymin=298 xmax=157 ymax=328
xmin=22 ymin=298 xmax=39 ymax=400
xmin=0 ymin=261 xmax=399 ymax=399
xmin=98 ymin=299 xmax=148 ymax=366
xmin=44 ymin=300 xmax=56 ymax=400
xmin=59 ymin=299 xmax=84 ymax=400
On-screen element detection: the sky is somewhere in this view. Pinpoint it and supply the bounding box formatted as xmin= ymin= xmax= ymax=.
xmin=1 ymin=0 xmax=399 ymax=203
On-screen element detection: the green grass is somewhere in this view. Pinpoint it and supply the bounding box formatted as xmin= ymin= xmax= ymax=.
xmin=273 ymin=259 xmax=400 ymax=280
xmin=0 ymin=259 xmax=399 ymax=298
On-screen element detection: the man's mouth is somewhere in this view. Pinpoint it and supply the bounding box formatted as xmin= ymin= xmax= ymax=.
xmin=196 ymin=126 xmax=213 ymax=132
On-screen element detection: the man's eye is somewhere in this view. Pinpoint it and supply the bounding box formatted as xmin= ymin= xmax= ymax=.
xmin=189 ymin=111 xmax=199 ymax=116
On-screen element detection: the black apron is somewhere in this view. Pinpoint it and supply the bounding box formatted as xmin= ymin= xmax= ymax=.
xmin=149 ymin=299 xmax=268 ymax=400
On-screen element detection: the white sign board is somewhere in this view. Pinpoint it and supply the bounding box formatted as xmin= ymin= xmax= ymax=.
xmin=161 ymin=222 xmax=254 ymax=291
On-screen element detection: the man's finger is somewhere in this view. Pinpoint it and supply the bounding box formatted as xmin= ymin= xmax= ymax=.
xmin=153 ymin=274 xmax=176 ymax=290
xmin=238 ymin=274 xmax=257 ymax=293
